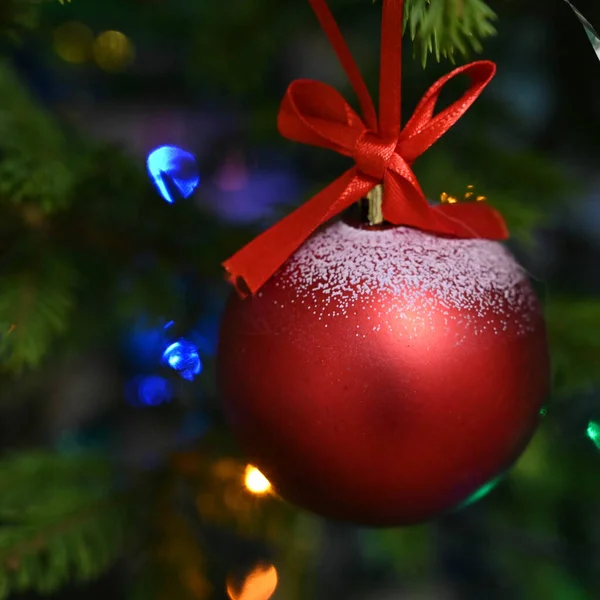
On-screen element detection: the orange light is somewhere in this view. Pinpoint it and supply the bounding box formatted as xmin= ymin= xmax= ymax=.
xmin=226 ymin=564 xmax=278 ymax=600
xmin=244 ymin=465 xmax=271 ymax=495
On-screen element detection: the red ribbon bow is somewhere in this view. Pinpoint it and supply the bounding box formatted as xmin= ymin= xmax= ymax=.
xmin=223 ymin=0 xmax=508 ymax=296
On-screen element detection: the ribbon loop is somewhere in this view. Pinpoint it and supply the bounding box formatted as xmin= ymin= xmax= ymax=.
xmin=397 ymin=61 xmax=496 ymax=162
xmin=278 ymin=80 xmax=364 ymax=155
xmin=353 ymin=131 xmax=397 ymax=180
xmin=223 ymin=0 xmax=509 ymax=296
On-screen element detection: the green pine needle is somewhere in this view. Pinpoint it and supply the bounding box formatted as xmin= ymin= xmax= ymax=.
xmin=0 ymin=61 xmax=76 ymax=213
xmin=0 ymin=256 xmax=78 ymax=372
xmin=0 ymin=452 xmax=137 ymax=600
xmin=400 ymin=0 xmax=497 ymax=66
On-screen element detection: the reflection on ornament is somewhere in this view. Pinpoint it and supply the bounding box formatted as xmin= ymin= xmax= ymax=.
xmin=226 ymin=564 xmax=278 ymax=600
xmin=441 ymin=185 xmax=487 ymax=205
xmin=587 ymin=421 xmax=600 ymax=450
xmin=53 ymin=22 xmax=94 ymax=64
xmin=244 ymin=465 xmax=271 ymax=495
xmin=128 ymin=375 xmax=173 ymax=406
xmin=93 ymin=30 xmax=135 ymax=72
xmin=147 ymin=145 xmax=200 ymax=204
xmin=162 ymin=339 xmax=202 ymax=381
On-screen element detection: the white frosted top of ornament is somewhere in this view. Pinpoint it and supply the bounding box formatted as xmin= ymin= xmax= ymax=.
xmin=270 ymin=220 xmax=537 ymax=339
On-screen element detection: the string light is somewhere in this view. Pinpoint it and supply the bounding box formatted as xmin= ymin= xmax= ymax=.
xmin=587 ymin=421 xmax=600 ymax=450
xmin=226 ymin=564 xmax=278 ymax=600
xmin=147 ymin=145 xmax=200 ymax=204
xmin=162 ymin=339 xmax=202 ymax=381
xmin=244 ymin=465 xmax=271 ymax=495
xmin=458 ymin=475 xmax=503 ymax=509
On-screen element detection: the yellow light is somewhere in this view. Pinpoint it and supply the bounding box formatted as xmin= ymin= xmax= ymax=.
xmin=53 ymin=22 xmax=94 ymax=64
xmin=93 ymin=30 xmax=135 ymax=73
xmin=440 ymin=192 xmax=458 ymax=204
xmin=244 ymin=465 xmax=271 ymax=495
xmin=226 ymin=564 xmax=278 ymax=600
xmin=476 ymin=195 xmax=487 ymax=202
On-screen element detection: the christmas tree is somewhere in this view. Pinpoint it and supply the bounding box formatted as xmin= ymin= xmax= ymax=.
xmin=1 ymin=0 xmax=600 ymax=598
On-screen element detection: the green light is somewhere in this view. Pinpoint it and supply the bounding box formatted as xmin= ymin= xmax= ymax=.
xmin=539 ymin=406 xmax=547 ymax=417
xmin=458 ymin=475 xmax=503 ymax=510
xmin=586 ymin=421 xmax=600 ymax=450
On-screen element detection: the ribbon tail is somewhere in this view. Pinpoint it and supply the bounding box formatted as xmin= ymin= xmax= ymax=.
xmin=223 ymin=169 xmax=373 ymax=296
xmin=431 ymin=202 xmax=509 ymax=240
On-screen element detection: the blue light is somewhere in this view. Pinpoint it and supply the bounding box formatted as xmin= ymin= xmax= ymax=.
xmin=130 ymin=375 xmax=173 ymax=406
xmin=147 ymin=145 xmax=199 ymax=204
xmin=162 ymin=339 xmax=202 ymax=381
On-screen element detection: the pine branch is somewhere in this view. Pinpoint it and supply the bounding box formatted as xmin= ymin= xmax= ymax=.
xmin=0 ymin=254 xmax=78 ymax=372
xmin=401 ymin=0 xmax=497 ymax=66
xmin=0 ymin=61 xmax=77 ymax=214
xmin=0 ymin=451 xmax=137 ymax=599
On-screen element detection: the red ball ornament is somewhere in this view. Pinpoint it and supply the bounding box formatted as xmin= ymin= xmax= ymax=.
xmin=217 ymin=220 xmax=549 ymax=526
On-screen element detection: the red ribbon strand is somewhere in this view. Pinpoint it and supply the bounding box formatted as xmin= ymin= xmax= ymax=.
xmin=223 ymin=0 xmax=509 ymax=296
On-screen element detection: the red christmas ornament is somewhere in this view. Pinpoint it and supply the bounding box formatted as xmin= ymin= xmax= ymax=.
xmin=217 ymin=0 xmax=550 ymax=525
xmin=218 ymin=220 xmax=549 ymax=525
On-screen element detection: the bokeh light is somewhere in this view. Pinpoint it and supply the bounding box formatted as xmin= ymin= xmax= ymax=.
xmin=587 ymin=421 xmax=600 ymax=450
xmin=244 ymin=465 xmax=271 ymax=495
xmin=226 ymin=564 xmax=278 ymax=600
xmin=147 ymin=145 xmax=200 ymax=204
xmin=125 ymin=318 xmax=174 ymax=368
xmin=162 ymin=339 xmax=202 ymax=381
xmin=53 ymin=22 xmax=94 ymax=64
xmin=93 ymin=30 xmax=135 ymax=72
xmin=127 ymin=375 xmax=173 ymax=407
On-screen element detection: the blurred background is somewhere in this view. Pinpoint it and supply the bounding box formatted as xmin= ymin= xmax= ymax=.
xmin=1 ymin=0 xmax=600 ymax=598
